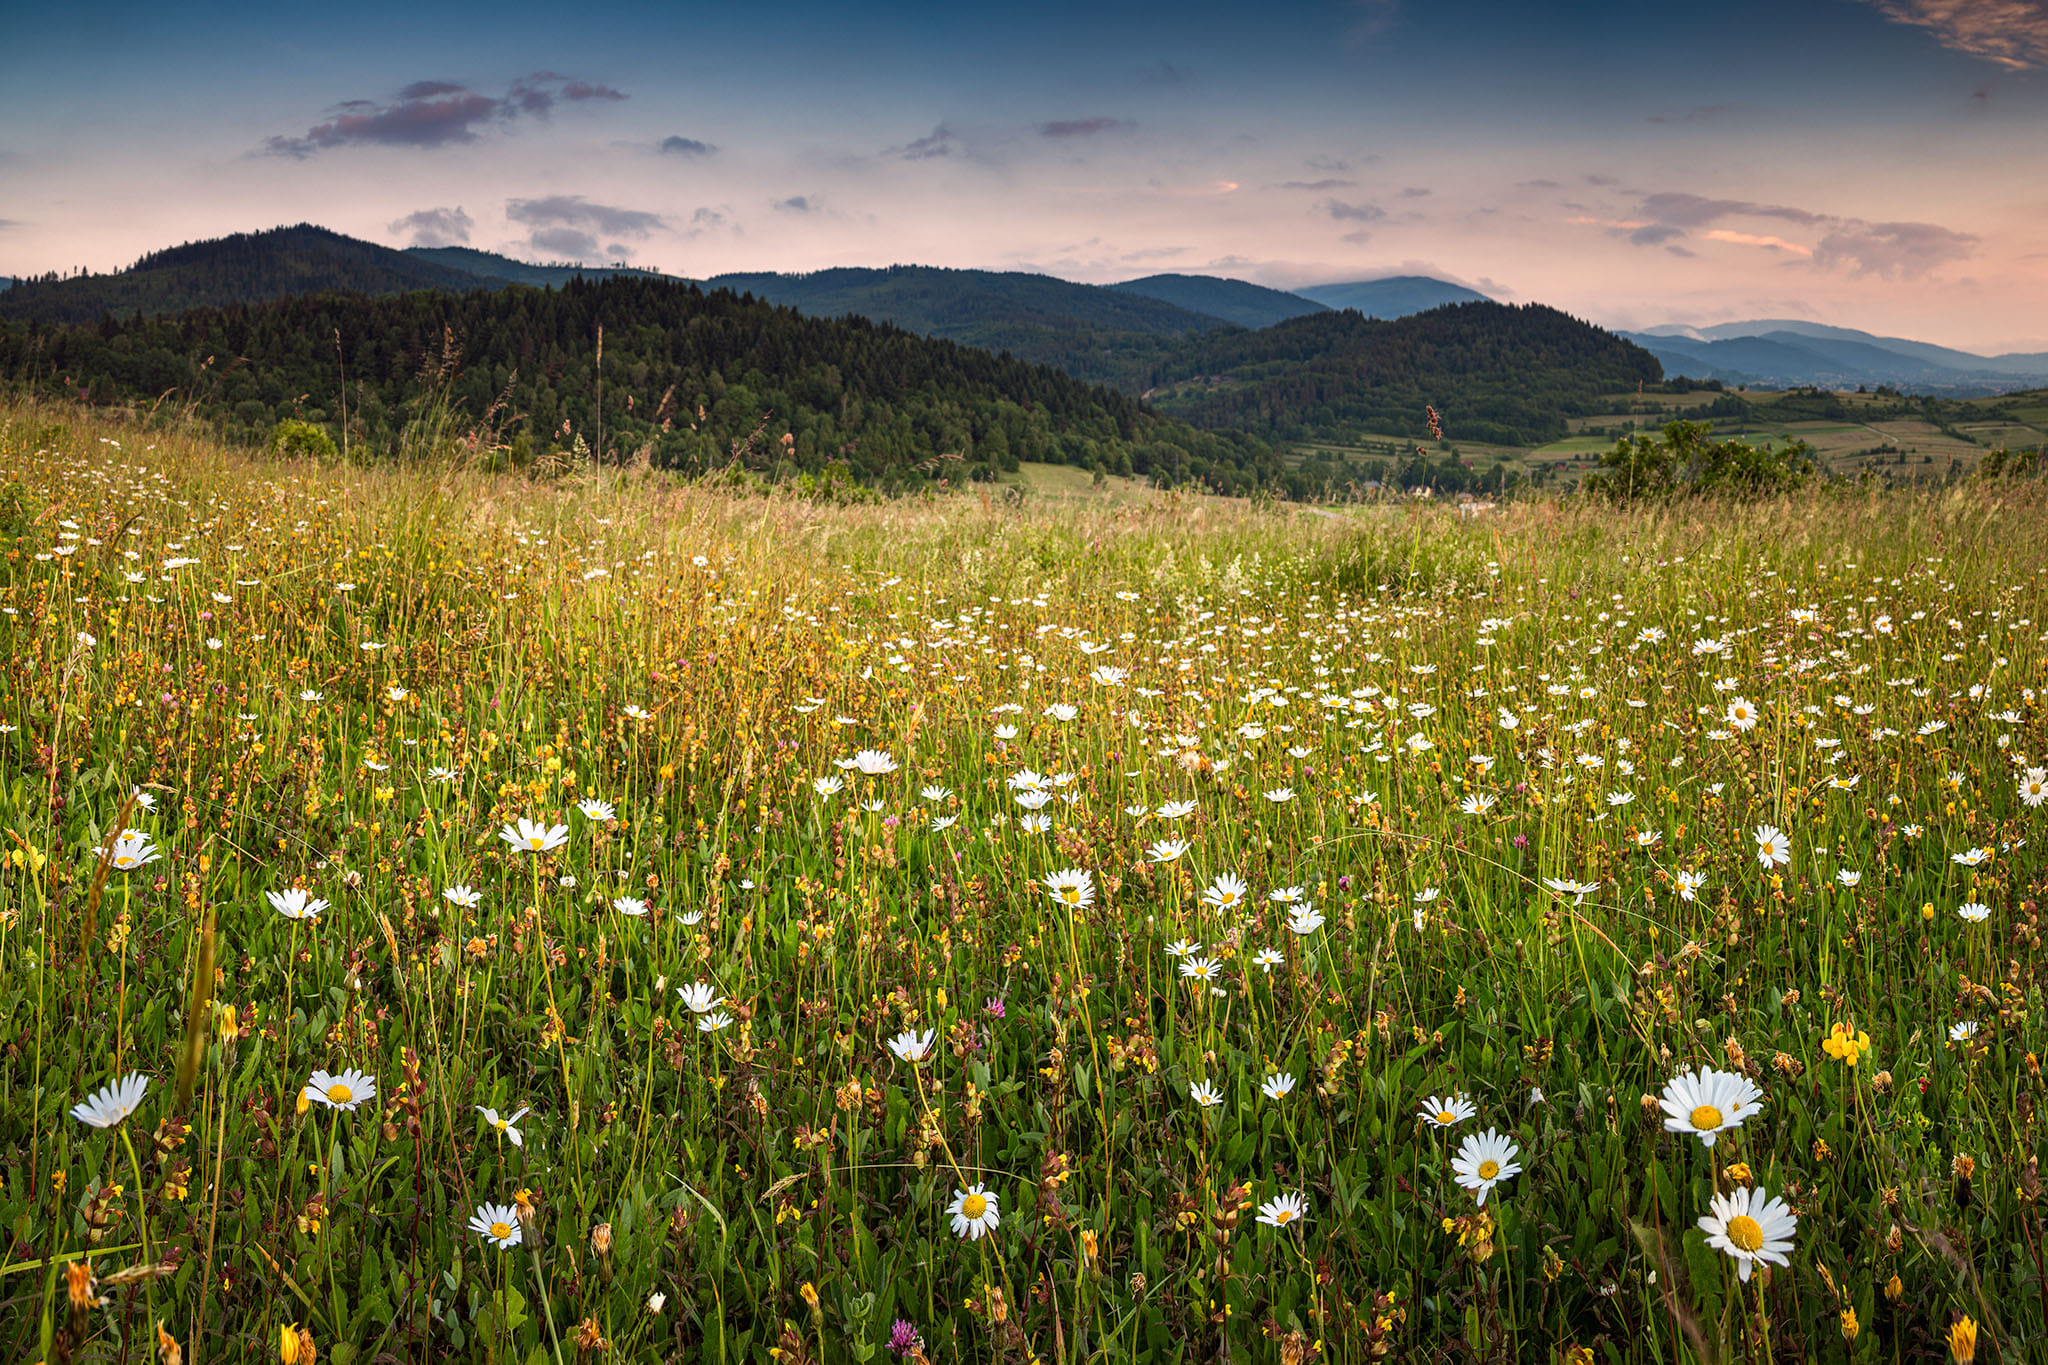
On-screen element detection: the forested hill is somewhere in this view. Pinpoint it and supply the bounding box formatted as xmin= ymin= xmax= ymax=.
xmin=0 ymin=226 xmax=499 ymax=325
xmin=0 ymin=275 xmax=1280 ymax=492
xmin=1144 ymin=302 xmax=1663 ymax=445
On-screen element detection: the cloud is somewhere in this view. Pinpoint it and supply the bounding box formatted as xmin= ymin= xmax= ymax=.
xmin=1321 ymin=198 xmax=1385 ymax=223
xmin=773 ymin=195 xmax=816 ymax=213
xmin=1628 ymin=223 xmax=1687 ymax=247
xmin=1401 ymin=186 xmax=1431 ymax=198
xmin=1037 ymin=117 xmax=1133 ymax=138
xmin=390 ymin=206 xmax=473 ymax=248
xmin=1636 ymin=192 xmax=1823 ymax=228
xmin=1812 ymin=220 xmax=1979 ymax=276
xmin=1701 ymin=228 xmax=1813 ymax=255
xmin=1273 ymin=178 xmax=1355 ymax=191
xmin=660 ymin=135 xmax=717 ymax=157
xmin=265 ymin=72 xmax=627 ymax=157
xmin=527 ymin=227 xmax=601 ymax=260
xmin=506 ymin=195 xmax=665 ymax=238
xmin=891 ymin=124 xmax=958 ymax=161
xmin=1856 ymin=0 xmax=2048 ymax=69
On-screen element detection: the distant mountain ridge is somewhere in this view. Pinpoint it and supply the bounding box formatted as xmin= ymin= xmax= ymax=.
xmin=1625 ymin=318 xmax=2048 ymax=394
xmin=1108 ymin=274 xmax=1327 ymax=329
xmin=1293 ymin=276 xmax=1489 ymax=317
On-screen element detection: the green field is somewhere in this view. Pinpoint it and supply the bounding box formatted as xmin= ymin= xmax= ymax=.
xmin=4 ymin=398 xmax=2047 ymax=1363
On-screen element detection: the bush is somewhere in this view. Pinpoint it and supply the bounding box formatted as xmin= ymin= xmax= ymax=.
xmin=268 ymin=418 xmax=338 ymax=460
xmin=1584 ymin=419 xmax=1813 ymax=503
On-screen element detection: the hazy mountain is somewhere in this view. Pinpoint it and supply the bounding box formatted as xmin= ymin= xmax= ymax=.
xmin=1293 ymin=276 xmax=1489 ymax=318
xmin=1108 ymin=274 xmax=1327 ymax=329
xmin=1630 ymin=318 xmax=2048 ymax=392
xmin=0 ymin=225 xmax=495 ymax=325
xmin=407 ymin=246 xmax=667 ymax=289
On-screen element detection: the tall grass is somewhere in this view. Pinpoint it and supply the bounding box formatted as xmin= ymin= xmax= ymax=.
xmin=2 ymin=397 xmax=2044 ymax=1363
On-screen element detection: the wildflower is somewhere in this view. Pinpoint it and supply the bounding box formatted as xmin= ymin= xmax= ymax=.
xmin=888 ymin=1029 xmax=936 ymax=1063
xmin=1450 ymin=1128 xmax=1522 ymax=1206
xmin=886 ymin=1320 xmax=922 ymax=1355
xmin=303 ymin=1068 xmax=377 ymax=1111
xmin=1286 ymin=904 xmax=1324 ymax=935
xmin=1726 ymin=697 xmax=1760 ymax=731
xmin=500 ymin=818 xmax=569 ymax=854
xmin=697 ymin=1011 xmax=734 ymax=1033
xmin=1419 ymin=1094 xmax=1477 ymax=1127
xmin=1178 ymin=956 xmax=1222 ymax=981
xmin=71 ymin=1072 xmax=149 ymax=1128
xmin=2021 ymin=769 xmax=2047 ymax=808
xmin=104 ymin=831 xmax=159 ymax=871
xmin=469 ymin=1202 xmax=524 ymax=1249
xmin=850 ymin=749 xmax=897 ymax=775
xmin=1263 ymin=787 xmax=1295 ymax=803
xmin=1256 ymin=1191 xmax=1308 ymax=1228
xmin=1253 ymin=947 xmax=1284 ymax=972
xmin=1189 ymin=1079 xmax=1223 ymax=1107
xmin=443 ymin=885 xmax=482 ymax=908
xmin=1821 ymin=1024 xmax=1872 ymax=1067
xmin=612 ymin=896 xmax=649 ymax=916
xmin=1836 ymin=870 xmax=1861 ymax=888
xmin=1754 ymin=824 xmax=1791 ymax=868
xmin=1043 ymin=868 xmax=1095 ymax=910
xmin=1698 ymin=1186 xmax=1797 ymax=1281
xmin=812 ymin=775 xmax=845 ymax=798
xmin=1460 ymin=792 xmax=1497 ymax=816
xmin=477 ymin=1106 xmax=531 ymax=1147
xmin=946 ymin=1184 xmax=1000 ymax=1240
xmin=1146 ymin=838 xmax=1190 ymax=864
xmin=1201 ymin=873 xmax=1249 ymax=910
xmin=1165 ymin=938 xmax=1200 ymax=959
xmin=1951 ymin=846 xmax=1991 ymax=867
xmin=576 ymin=798 xmax=617 ymax=822
xmin=676 ymin=981 xmax=725 ymax=1013
xmin=1949 ymin=1021 xmax=1978 ymax=1043
xmin=1543 ymin=877 xmax=1599 ymax=904
xmin=1157 ymin=799 xmax=1198 ymax=820
xmin=268 ymin=888 xmax=328 ymax=921
xmin=1958 ymin=902 xmax=1990 ymax=923
xmin=1949 ymin=1315 xmax=1978 ymax=1363
xmin=1657 ymin=1068 xmax=1764 ymax=1148
xmin=1262 ymin=1072 xmax=1297 ymax=1100
xmin=647 ymin=1292 xmax=667 ymax=1314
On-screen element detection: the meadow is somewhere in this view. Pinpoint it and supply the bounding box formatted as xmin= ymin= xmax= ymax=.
xmin=2 ymin=398 xmax=2044 ymax=1364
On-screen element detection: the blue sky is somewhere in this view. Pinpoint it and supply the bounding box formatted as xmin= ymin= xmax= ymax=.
xmin=5 ymin=0 xmax=2046 ymax=349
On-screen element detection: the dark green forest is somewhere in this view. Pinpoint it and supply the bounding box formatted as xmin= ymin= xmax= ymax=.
xmin=1142 ymin=303 xmax=1664 ymax=445
xmin=0 ymin=275 xmax=1284 ymax=493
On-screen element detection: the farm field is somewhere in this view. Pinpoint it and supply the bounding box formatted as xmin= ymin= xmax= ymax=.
xmin=3 ymin=399 xmax=2046 ymax=1364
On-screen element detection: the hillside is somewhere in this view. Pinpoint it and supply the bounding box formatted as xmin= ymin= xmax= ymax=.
xmin=0 ymin=274 xmax=1282 ymax=493
xmin=0 ymin=225 xmax=501 ymax=325
xmin=407 ymin=245 xmax=666 ymax=289
xmin=1293 ymin=275 xmax=1489 ymax=317
xmin=1628 ymin=318 xmax=2048 ymax=393
xmin=1109 ymin=274 xmax=1327 ymax=329
xmin=1145 ymin=302 xmax=1662 ymax=445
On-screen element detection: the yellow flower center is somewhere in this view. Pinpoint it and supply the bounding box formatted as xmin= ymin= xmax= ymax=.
xmin=1272 ymin=1208 xmax=1295 ymax=1224
xmin=528 ymin=836 xmax=545 ymax=849
xmin=327 ymin=1083 xmax=353 ymax=1103
xmin=115 ymin=855 xmax=135 ymax=867
xmin=960 ymin=1193 xmax=988 ymax=1220
xmin=1691 ymin=1104 xmax=1724 ymax=1131
xmin=494 ymin=1118 xmax=509 ymax=1130
xmin=1726 ymin=1214 xmax=1764 ymax=1253
xmin=489 ymin=1221 xmax=512 ymax=1240
xmin=1477 ymin=1160 xmax=1500 ymax=1180
xmin=1062 ymin=888 xmax=1080 ymax=904
xmin=1437 ymin=1110 xmax=1457 ymax=1124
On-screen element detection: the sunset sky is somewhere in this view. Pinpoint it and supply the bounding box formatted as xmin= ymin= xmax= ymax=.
xmin=6 ymin=0 xmax=2046 ymax=352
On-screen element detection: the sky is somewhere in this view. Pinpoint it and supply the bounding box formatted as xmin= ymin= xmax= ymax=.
xmin=5 ymin=0 xmax=2047 ymax=352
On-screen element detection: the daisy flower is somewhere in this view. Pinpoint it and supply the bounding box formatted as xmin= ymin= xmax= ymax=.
xmin=71 ymin=1072 xmax=149 ymax=1128
xmin=946 ymin=1184 xmax=1000 ymax=1240
xmin=443 ymin=884 xmax=482 ymax=908
xmin=1674 ymin=870 xmax=1706 ymax=902
xmin=1286 ymin=905 xmax=1325 ymax=935
xmin=676 ymin=981 xmax=725 ymax=1013
xmin=1043 ymin=868 xmax=1095 ymax=910
xmin=303 ymin=1068 xmax=377 ymax=1111
xmin=1419 ymin=1094 xmax=1477 ymax=1128
xmin=888 ymin=1029 xmax=936 ymax=1064
xmin=1450 ymin=1128 xmax=1522 ymax=1206
xmin=576 ymin=799 xmax=617 ymax=822
xmin=267 ymin=887 xmax=328 ymax=921
xmin=1698 ymin=1186 xmax=1797 ymax=1281
xmin=476 ymin=1106 xmax=531 ymax=1147
xmin=1188 ymin=1079 xmax=1224 ymax=1107
xmin=103 ymin=831 xmax=159 ymax=871
xmin=612 ymin=896 xmax=649 ymax=917
xmin=469 ymin=1203 xmax=524 ymax=1249
xmin=1754 ymin=824 xmax=1791 ymax=869
xmin=696 ymin=1011 xmax=735 ymax=1033
xmin=501 ymin=818 xmax=570 ymax=854
xmin=1146 ymin=838 xmax=1190 ymax=864
xmin=1252 ymin=947 xmax=1285 ymax=972
xmin=1261 ymin=1073 xmax=1297 ymax=1100
xmin=1201 ymin=873 xmax=1249 ymax=910
xmin=1958 ymin=902 xmax=1990 ymax=923
xmin=1256 ymin=1191 xmax=1308 ymax=1229
xmin=1657 ymin=1068 xmax=1764 ymax=1148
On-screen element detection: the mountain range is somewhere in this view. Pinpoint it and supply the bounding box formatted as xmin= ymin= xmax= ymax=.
xmin=1621 ymin=319 xmax=2048 ymax=394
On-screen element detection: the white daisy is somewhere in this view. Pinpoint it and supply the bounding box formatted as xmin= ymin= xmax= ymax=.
xmin=1450 ymin=1128 xmax=1522 ymax=1206
xmin=1657 ymin=1068 xmax=1764 ymax=1148
xmin=1698 ymin=1186 xmax=1797 ymax=1281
